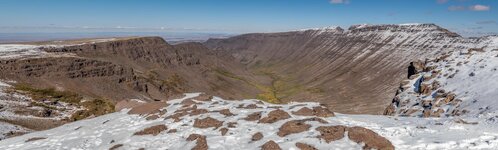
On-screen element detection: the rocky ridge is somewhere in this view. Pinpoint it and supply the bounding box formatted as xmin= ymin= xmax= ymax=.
xmin=384 ymin=35 xmax=498 ymax=119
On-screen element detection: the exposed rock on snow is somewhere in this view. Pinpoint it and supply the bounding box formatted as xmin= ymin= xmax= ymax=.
xmin=187 ymin=134 xmax=208 ymax=150
xmin=258 ymin=109 xmax=290 ymax=124
xmin=251 ymin=132 xmax=263 ymax=141
xmin=385 ymin=36 xmax=498 ymax=119
xmin=296 ymin=142 xmax=318 ymax=150
xmin=133 ymin=124 xmax=167 ymax=136
xmin=193 ymin=117 xmax=223 ymax=129
xmin=261 ymin=140 xmax=282 ymax=150
xmin=346 ymin=126 xmax=394 ymax=150
xmin=277 ymin=119 xmax=312 ymax=137
xmin=1 ymin=93 xmax=497 ymax=149
xmin=244 ymin=111 xmax=263 ymax=121
xmin=24 ymin=137 xmax=46 ymax=142
xmin=292 ymin=106 xmax=335 ymax=117
xmin=316 ymin=125 xmax=347 ymax=143
xmin=0 ymin=80 xmax=80 ymax=139
xmin=0 ymin=45 xmax=48 ymax=60
xmin=0 ymin=93 xmax=390 ymax=149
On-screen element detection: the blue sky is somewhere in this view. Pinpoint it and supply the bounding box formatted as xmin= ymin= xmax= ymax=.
xmin=0 ymin=0 xmax=496 ymax=36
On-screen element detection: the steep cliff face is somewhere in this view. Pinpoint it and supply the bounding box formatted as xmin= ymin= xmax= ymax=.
xmin=0 ymin=57 xmax=147 ymax=100
xmin=204 ymin=24 xmax=481 ymax=114
xmin=0 ymin=37 xmax=261 ymax=102
xmin=42 ymin=37 xmax=197 ymax=67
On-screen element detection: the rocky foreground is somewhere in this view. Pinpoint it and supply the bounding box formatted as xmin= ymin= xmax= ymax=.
xmin=0 ymin=93 xmax=497 ymax=150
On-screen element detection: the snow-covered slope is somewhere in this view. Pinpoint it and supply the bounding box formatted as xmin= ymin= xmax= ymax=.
xmin=0 ymin=45 xmax=48 ymax=59
xmin=1 ymin=93 xmax=497 ymax=150
xmin=0 ymin=80 xmax=82 ymax=140
xmin=0 ymin=38 xmax=120 ymax=60
xmin=385 ymin=36 xmax=498 ymax=120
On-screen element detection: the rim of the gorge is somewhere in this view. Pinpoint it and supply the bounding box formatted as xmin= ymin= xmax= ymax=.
xmin=1 ymin=24 xmax=495 ymax=116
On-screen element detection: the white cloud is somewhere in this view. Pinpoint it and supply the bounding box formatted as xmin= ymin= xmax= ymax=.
xmin=330 ymin=0 xmax=350 ymax=4
xmin=469 ymin=5 xmax=490 ymax=11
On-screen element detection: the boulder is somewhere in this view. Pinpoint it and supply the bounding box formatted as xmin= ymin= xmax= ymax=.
xmin=237 ymin=104 xmax=260 ymax=109
xmin=444 ymin=93 xmax=456 ymax=103
xmin=316 ymin=125 xmax=346 ymax=143
xmin=252 ymin=132 xmax=264 ymax=141
xmin=219 ymin=128 xmax=228 ymax=136
xmin=244 ymin=112 xmax=262 ymax=121
xmin=292 ymin=106 xmax=335 ymax=117
xmin=133 ymin=124 xmax=167 ymax=136
xmin=431 ymin=108 xmax=445 ymax=117
xmin=259 ymin=109 xmax=291 ymax=123
xmin=193 ymin=117 xmax=223 ymax=129
xmin=278 ymin=120 xmax=311 ymax=137
xmin=295 ymin=142 xmax=317 ymax=150
xmin=261 ymin=140 xmax=281 ymax=150
xmin=383 ymin=104 xmax=396 ymax=116
xmin=419 ymin=83 xmax=432 ymax=95
xmin=217 ymin=109 xmax=235 ymax=117
xmin=422 ymin=108 xmax=431 ymax=118
xmin=408 ymin=60 xmax=425 ymax=78
xmin=347 ymin=126 xmax=395 ymax=150
xmin=186 ymin=134 xmax=208 ymax=150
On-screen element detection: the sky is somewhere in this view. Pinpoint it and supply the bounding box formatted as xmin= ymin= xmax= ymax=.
xmin=0 ymin=0 xmax=497 ymax=37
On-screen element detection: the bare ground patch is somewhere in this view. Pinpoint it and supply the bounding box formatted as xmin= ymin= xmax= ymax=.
xmin=133 ymin=124 xmax=167 ymax=136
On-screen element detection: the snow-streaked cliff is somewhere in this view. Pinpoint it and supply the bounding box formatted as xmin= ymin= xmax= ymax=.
xmin=204 ymin=23 xmax=489 ymax=114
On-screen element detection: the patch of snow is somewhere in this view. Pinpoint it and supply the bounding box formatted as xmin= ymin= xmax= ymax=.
xmin=297 ymin=26 xmax=341 ymax=31
xmin=88 ymin=38 xmax=117 ymax=43
xmin=0 ymin=45 xmax=46 ymax=59
xmin=0 ymin=80 xmax=81 ymax=139
xmin=0 ymin=38 xmax=119 ymax=60
xmin=295 ymin=26 xmax=344 ymax=35
xmin=130 ymin=99 xmax=146 ymax=103
xmin=0 ymin=121 xmax=30 ymax=140
xmin=398 ymin=23 xmax=423 ymax=26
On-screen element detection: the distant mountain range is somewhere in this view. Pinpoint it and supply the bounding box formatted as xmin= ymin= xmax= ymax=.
xmin=0 ymin=32 xmax=233 ymax=44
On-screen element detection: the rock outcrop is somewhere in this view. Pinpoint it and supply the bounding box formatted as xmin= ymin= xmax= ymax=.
xmin=0 ymin=37 xmax=261 ymax=104
xmin=383 ymin=35 xmax=498 ymax=118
